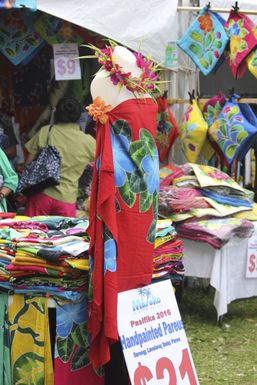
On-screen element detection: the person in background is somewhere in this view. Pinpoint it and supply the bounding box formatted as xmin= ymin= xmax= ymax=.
xmin=24 ymin=97 xmax=96 ymax=217
xmin=0 ymin=147 xmax=18 ymax=212
xmin=0 ymin=85 xmax=17 ymax=161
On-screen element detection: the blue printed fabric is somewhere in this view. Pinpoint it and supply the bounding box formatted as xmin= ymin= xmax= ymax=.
xmin=177 ymin=6 xmax=229 ymax=76
xmin=1 ymin=0 xmax=37 ymax=10
xmin=0 ymin=11 xmax=43 ymax=65
xmin=208 ymin=100 xmax=257 ymax=165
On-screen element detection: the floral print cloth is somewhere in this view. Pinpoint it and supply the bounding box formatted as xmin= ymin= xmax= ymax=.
xmin=156 ymin=96 xmax=178 ymax=163
xmin=88 ymin=98 xmax=159 ymax=368
xmin=0 ymin=10 xmax=44 ymax=65
xmin=177 ymin=6 xmax=229 ymax=76
xmin=179 ymin=100 xmax=208 ymax=163
xmin=224 ymin=10 xmax=257 ymax=79
xmin=34 ymin=13 xmax=83 ymax=45
xmin=54 ymin=297 xmax=104 ymax=385
xmin=8 ymin=295 xmax=54 ymax=385
xmin=208 ymin=100 xmax=257 ymax=166
xmin=246 ymin=41 xmax=257 ymax=79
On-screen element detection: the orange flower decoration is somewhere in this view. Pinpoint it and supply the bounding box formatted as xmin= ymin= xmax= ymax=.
xmin=198 ymin=13 xmax=213 ymax=36
xmin=86 ymin=97 xmax=112 ymax=124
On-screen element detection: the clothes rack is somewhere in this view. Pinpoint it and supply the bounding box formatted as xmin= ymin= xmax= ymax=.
xmin=168 ymin=98 xmax=257 ymax=105
xmin=177 ymin=6 xmax=257 ymax=16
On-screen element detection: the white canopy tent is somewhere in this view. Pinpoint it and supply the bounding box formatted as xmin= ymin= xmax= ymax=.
xmin=37 ymin=0 xmax=179 ymax=67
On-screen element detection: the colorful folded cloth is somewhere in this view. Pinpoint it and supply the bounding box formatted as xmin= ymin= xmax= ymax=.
xmin=176 ymin=217 xmax=254 ymax=249
xmin=153 ymin=220 xmax=184 ymax=282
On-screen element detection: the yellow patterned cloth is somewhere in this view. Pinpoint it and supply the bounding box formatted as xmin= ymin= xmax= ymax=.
xmin=8 ymin=295 xmax=54 ymax=385
xmin=179 ymin=100 xmax=208 ymax=163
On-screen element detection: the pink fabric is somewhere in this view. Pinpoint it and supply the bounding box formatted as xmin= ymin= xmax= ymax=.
xmin=25 ymin=192 xmax=76 ymax=217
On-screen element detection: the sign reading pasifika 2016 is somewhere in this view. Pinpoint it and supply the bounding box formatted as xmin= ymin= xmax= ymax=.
xmin=0 ymin=0 xmax=37 ymax=10
xmin=118 ymin=280 xmax=200 ymax=385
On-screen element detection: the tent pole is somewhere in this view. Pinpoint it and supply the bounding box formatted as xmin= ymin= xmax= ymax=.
xmin=177 ymin=6 xmax=257 ymax=15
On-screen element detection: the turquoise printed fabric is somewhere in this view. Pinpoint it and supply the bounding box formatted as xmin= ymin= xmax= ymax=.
xmin=208 ymin=100 xmax=257 ymax=165
xmin=177 ymin=6 xmax=229 ymax=76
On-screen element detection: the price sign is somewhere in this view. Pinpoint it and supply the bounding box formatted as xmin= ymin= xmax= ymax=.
xmin=118 ymin=280 xmax=199 ymax=385
xmin=53 ymin=43 xmax=81 ymax=81
xmin=246 ymin=235 xmax=257 ymax=278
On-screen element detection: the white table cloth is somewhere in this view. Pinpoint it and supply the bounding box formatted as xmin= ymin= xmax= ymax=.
xmin=182 ymin=222 xmax=257 ymax=318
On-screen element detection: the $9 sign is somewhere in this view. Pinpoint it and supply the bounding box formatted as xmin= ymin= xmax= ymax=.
xmin=134 ymin=349 xmax=198 ymax=385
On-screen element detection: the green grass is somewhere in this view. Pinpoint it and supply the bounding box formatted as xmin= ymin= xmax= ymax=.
xmin=180 ymin=283 xmax=257 ymax=385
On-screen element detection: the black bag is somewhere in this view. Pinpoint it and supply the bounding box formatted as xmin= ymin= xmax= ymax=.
xmin=17 ymin=125 xmax=61 ymax=196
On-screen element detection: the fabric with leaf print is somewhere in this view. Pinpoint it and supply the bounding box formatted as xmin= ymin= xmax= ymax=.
xmin=34 ymin=13 xmax=83 ymax=46
xmin=88 ymin=98 xmax=159 ymax=368
xmin=54 ymin=297 xmax=104 ymax=385
xmin=0 ymin=293 xmax=11 ymax=385
xmin=8 ymin=295 xmax=54 ymax=385
xmin=179 ymin=100 xmax=208 ymax=163
xmin=224 ymin=10 xmax=257 ymax=79
xmin=0 ymin=10 xmax=44 ymax=65
xmin=246 ymin=46 xmax=257 ymax=79
xmin=208 ymin=101 xmax=257 ymax=166
xmin=176 ymin=6 xmax=228 ymax=76
xmin=156 ymin=96 xmax=178 ymax=162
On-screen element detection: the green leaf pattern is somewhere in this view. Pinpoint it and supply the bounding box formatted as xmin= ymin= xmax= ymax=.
xmin=111 ymin=120 xmax=159 ymax=243
xmin=187 ymin=15 xmax=225 ymax=72
xmin=210 ymin=104 xmax=251 ymax=163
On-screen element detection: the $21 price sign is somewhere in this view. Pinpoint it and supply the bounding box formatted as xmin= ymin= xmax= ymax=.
xmin=118 ymin=280 xmax=199 ymax=385
xmin=134 ymin=348 xmax=197 ymax=385
xmin=53 ymin=43 xmax=81 ymax=81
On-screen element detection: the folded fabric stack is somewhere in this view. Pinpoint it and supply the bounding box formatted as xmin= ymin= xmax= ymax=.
xmin=159 ymin=164 xmax=255 ymax=248
xmin=153 ymin=220 xmax=184 ymax=283
xmin=0 ymin=216 xmax=90 ymax=300
xmin=176 ymin=218 xmax=254 ymax=249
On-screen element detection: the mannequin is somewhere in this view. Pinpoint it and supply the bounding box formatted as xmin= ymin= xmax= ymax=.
xmin=90 ymin=45 xmax=151 ymax=108
xmin=88 ymin=44 xmax=159 ymax=373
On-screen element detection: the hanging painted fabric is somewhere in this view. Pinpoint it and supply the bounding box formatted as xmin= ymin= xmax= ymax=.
xmin=34 ymin=13 xmax=83 ymax=45
xmin=0 ymin=1 xmax=37 ymax=10
xmin=224 ymin=9 xmax=257 ymax=79
xmin=246 ymin=26 xmax=257 ymax=78
xmin=87 ymin=98 xmax=159 ymax=368
xmin=8 ymin=295 xmax=54 ymax=385
xmin=208 ymin=98 xmax=257 ymax=166
xmin=0 ymin=10 xmax=44 ymax=65
xmin=179 ymin=99 xmax=208 ymax=163
xmin=0 ymin=293 xmax=11 ymax=385
xmin=54 ymin=297 xmax=105 ymax=385
xmin=156 ymin=95 xmax=178 ymax=163
xmin=177 ymin=5 xmax=229 ymax=76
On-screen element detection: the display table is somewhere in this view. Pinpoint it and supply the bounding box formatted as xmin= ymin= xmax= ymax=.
xmin=182 ymin=222 xmax=257 ymax=318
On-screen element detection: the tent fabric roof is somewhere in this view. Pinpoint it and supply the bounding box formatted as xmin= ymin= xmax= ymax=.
xmin=37 ymin=0 xmax=178 ymax=67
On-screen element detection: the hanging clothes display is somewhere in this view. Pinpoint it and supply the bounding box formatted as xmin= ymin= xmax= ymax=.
xmin=208 ymin=97 xmax=257 ymax=166
xmin=8 ymin=295 xmax=54 ymax=385
xmin=176 ymin=5 xmax=229 ymax=76
xmin=179 ymin=99 xmax=208 ymax=163
xmin=88 ymin=98 xmax=159 ymax=368
xmin=156 ymin=95 xmax=178 ymax=163
xmin=86 ymin=43 xmax=160 ymax=368
xmin=224 ymin=9 xmax=257 ymax=79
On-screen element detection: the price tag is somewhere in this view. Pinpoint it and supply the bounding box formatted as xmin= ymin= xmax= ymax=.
xmin=53 ymin=43 xmax=81 ymax=81
xmin=246 ymin=235 xmax=257 ymax=278
xmin=118 ymin=280 xmax=199 ymax=385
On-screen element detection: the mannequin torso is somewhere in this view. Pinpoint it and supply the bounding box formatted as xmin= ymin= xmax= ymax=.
xmin=90 ymin=46 xmax=151 ymax=109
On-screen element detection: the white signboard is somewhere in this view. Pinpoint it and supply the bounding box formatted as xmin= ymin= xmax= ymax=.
xmin=118 ymin=280 xmax=199 ymax=385
xmin=246 ymin=235 xmax=257 ymax=278
xmin=53 ymin=43 xmax=81 ymax=81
